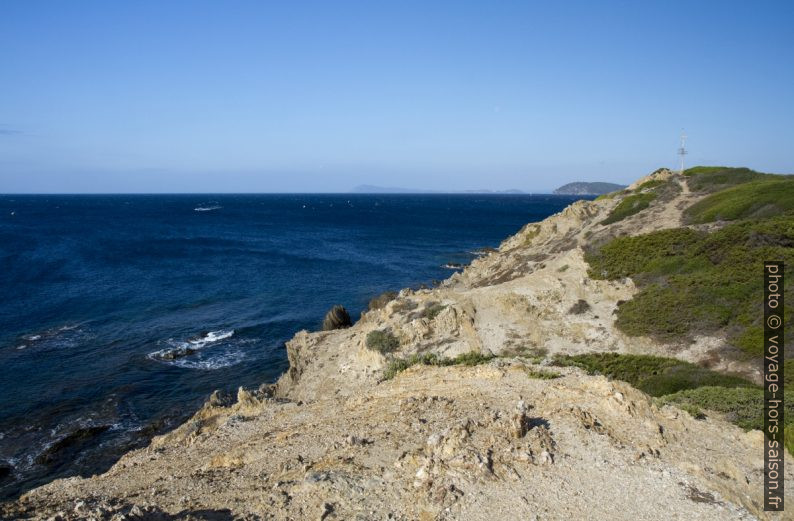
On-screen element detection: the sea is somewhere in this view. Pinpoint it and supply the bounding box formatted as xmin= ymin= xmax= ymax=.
xmin=0 ymin=193 xmax=584 ymax=498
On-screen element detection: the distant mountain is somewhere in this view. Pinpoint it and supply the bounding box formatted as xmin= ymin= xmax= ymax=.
xmin=351 ymin=185 xmax=525 ymax=194
xmin=460 ymin=188 xmax=525 ymax=194
xmin=351 ymin=185 xmax=432 ymax=194
xmin=553 ymin=182 xmax=626 ymax=196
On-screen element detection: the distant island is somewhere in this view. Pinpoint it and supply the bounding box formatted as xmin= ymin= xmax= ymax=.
xmin=351 ymin=184 xmax=525 ymax=194
xmin=553 ymin=181 xmax=626 ymax=195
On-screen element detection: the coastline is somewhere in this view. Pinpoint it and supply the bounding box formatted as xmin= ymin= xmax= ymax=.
xmin=4 ymin=169 xmax=792 ymax=520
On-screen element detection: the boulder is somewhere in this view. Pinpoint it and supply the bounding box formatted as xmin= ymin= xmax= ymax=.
xmin=35 ymin=425 xmax=110 ymax=465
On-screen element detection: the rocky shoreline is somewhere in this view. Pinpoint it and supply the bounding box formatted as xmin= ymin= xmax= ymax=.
xmin=3 ymin=168 xmax=792 ymax=520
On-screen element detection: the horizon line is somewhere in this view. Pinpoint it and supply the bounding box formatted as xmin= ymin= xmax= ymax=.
xmin=0 ymin=191 xmax=583 ymax=196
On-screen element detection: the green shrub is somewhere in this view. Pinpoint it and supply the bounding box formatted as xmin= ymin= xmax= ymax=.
xmin=521 ymin=225 xmax=541 ymax=246
xmin=383 ymin=351 xmax=494 ymax=379
xmin=366 ymin=329 xmax=400 ymax=354
xmin=554 ymin=353 xmax=793 ymax=455
xmin=595 ymin=189 xmax=627 ymax=201
xmin=684 ymin=178 xmax=794 ymax=223
xmin=786 ymin=360 xmax=794 ymax=388
xmin=392 ymin=299 xmax=418 ymax=313
xmin=446 ymin=351 xmax=494 ymax=366
xmin=383 ymin=353 xmax=437 ymax=379
xmin=368 ymin=291 xmax=398 ymax=311
xmin=526 ymin=368 xmax=560 ymax=380
xmin=586 ymin=227 xmax=704 ymax=280
xmin=659 ymin=386 xmax=794 ymax=431
xmin=501 ymin=345 xmax=547 ymax=363
xmin=600 ymin=193 xmax=657 ymax=225
xmin=635 ymin=179 xmax=667 ymax=191
xmin=421 ymin=302 xmax=446 ymax=320
xmin=568 ymin=299 xmax=591 ymax=315
xmin=552 ymin=353 xmax=754 ymax=397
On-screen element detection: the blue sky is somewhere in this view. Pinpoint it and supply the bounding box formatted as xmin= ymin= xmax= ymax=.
xmin=1 ymin=0 xmax=792 ymax=193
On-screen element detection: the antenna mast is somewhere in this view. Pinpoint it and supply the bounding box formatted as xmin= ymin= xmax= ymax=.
xmin=678 ymin=131 xmax=687 ymax=175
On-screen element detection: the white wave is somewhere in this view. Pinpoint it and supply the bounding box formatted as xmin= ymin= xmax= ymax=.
xmin=148 ymin=329 xmax=236 ymax=365
xmin=187 ymin=329 xmax=234 ymax=348
xmin=468 ymin=248 xmax=496 ymax=256
xmin=170 ymin=350 xmax=246 ymax=370
xmin=58 ymin=324 xmax=80 ymax=331
xmin=194 ymin=205 xmax=222 ymax=212
xmin=16 ymin=325 xmax=88 ymax=351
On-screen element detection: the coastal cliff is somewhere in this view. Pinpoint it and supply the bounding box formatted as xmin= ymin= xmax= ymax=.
xmin=4 ymin=168 xmax=793 ymax=520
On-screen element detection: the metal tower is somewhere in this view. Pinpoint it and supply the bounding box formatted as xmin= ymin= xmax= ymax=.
xmin=678 ymin=131 xmax=687 ymax=174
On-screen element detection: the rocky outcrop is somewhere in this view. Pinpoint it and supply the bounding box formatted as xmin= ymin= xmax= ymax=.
xmin=6 ymin=363 xmax=786 ymax=520
xmin=34 ymin=426 xmax=111 ymax=466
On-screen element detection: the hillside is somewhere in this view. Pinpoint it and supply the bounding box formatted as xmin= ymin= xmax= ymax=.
xmin=553 ymin=181 xmax=627 ymax=195
xmin=4 ymin=167 xmax=793 ymax=520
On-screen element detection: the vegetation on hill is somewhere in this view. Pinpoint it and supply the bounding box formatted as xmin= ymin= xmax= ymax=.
xmin=634 ymin=179 xmax=667 ymax=191
xmin=600 ymin=192 xmax=657 ymax=225
xmin=683 ymin=166 xmax=779 ymax=193
xmin=383 ymin=351 xmax=494 ymax=380
xmin=586 ymin=215 xmax=793 ymax=353
xmin=553 ymin=353 xmax=794 ymax=454
xmin=684 ymin=177 xmax=794 ymax=223
xmin=553 ymin=181 xmax=626 ymax=195
xmin=552 ymin=353 xmax=753 ymax=396
xmin=577 ymin=168 xmax=794 ymax=452
xmin=366 ymin=329 xmax=400 ymax=353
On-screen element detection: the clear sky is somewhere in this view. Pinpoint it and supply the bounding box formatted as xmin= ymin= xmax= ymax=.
xmin=1 ymin=1 xmax=792 ymax=193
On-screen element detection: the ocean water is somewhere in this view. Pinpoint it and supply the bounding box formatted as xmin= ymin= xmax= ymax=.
xmin=0 ymin=193 xmax=583 ymax=498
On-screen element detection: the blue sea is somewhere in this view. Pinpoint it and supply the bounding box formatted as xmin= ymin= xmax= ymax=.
xmin=0 ymin=193 xmax=582 ymax=498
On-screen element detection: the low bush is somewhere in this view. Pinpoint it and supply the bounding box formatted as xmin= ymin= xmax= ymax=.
xmin=635 ymin=179 xmax=667 ymax=191
xmin=526 ymin=368 xmax=560 ymax=380
xmin=421 ymin=302 xmax=446 ymax=320
xmin=447 ymin=351 xmax=494 ymax=366
xmin=383 ymin=351 xmax=494 ymax=379
xmin=521 ymin=225 xmax=541 ymax=246
xmin=391 ymin=299 xmax=418 ymax=313
xmin=658 ymin=386 xmax=784 ymax=430
xmin=595 ymin=190 xmax=627 ymax=201
xmin=600 ymin=193 xmax=657 ymax=225
xmin=568 ymin=299 xmax=591 ymax=315
xmin=368 ymin=291 xmax=398 ymax=311
xmin=552 ymin=353 xmax=754 ymax=397
xmin=554 ymin=353 xmax=793 ymax=455
xmin=366 ymin=329 xmax=400 ymax=354
xmin=501 ymin=345 xmax=548 ymax=363
xmin=659 ymin=386 xmax=794 ymax=455
xmin=321 ymin=305 xmax=352 ymax=331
